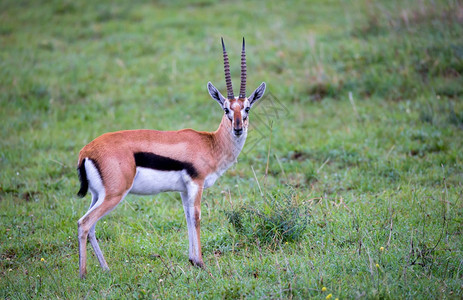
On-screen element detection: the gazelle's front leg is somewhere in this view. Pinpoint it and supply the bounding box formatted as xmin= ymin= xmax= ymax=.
xmin=180 ymin=180 xmax=204 ymax=268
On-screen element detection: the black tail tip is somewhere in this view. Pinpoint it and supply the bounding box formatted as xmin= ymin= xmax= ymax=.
xmin=77 ymin=188 xmax=87 ymax=198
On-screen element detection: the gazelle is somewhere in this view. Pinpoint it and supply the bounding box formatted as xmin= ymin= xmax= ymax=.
xmin=76 ymin=38 xmax=266 ymax=278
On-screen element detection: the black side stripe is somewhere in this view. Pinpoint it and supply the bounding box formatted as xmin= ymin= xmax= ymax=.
xmin=134 ymin=152 xmax=199 ymax=178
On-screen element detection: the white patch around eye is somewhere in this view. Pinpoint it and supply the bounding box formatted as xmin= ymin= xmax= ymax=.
xmin=223 ymin=101 xmax=232 ymax=117
xmin=242 ymin=100 xmax=250 ymax=114
xmin=241 ymin=101 xmax=250 ymax=119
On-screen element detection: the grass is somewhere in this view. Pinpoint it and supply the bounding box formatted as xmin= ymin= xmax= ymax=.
xmin=1 ymin=0 xmax=462 ymax=298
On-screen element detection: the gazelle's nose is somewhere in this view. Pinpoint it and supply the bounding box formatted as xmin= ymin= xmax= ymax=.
xmin=234 ymin=128 xmax=243 ymax=136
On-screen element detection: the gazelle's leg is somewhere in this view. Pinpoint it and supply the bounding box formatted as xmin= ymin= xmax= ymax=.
xmin=180 ymin=181 xmax=204 ymax=268
xmin=79 ymin=191 xmax=109 ymax=275
xmin=84 ymin=187 xmax=109 ymax=271
xmin=88 ymin=224 xmax=109 ymax=271
xmin=78 ymin=191 xmax=100 ymax=279
xmin=77 ymin=193 xmax=126 ymax=278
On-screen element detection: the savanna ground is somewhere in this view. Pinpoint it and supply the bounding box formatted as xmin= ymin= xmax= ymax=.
xmin=1 ymin=0 xmax=463 ymax=298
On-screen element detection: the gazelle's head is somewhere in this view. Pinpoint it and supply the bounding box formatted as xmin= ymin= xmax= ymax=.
xmin=208 ymin=38 xmax=266 ymax=138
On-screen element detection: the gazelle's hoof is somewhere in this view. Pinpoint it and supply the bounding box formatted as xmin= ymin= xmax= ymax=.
xmin=189 ymin=259 xmax=205 ymax=269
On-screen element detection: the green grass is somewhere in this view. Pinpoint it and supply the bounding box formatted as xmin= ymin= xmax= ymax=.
xmin=1 ymin=0 xmax=462 ymax=298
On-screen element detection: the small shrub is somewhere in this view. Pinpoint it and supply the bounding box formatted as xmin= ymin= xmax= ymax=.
xmin=224 ymin=188 xmax=310 ymax=246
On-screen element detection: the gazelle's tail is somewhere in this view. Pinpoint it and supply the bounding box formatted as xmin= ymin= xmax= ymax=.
xmin=77 ymin=158 xmax=88 ymax=197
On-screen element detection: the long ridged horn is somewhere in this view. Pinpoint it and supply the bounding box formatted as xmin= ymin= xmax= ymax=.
xmin=239 ymin=37 xmax=247 ymax=99
xmin=221 ymin=37 xmax=234 ymax=99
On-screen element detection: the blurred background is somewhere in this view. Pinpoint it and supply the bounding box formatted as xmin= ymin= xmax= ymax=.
xmin=1 ymin=0 xmax=462 ymax=298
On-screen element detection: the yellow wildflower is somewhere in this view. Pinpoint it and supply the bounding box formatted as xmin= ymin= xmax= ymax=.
xmin=326 ymin=293 xmax=332 ymax=299
xmin=41 ymin=258 xmax=45 ymax=262
xmin=376 ymin=263 xmax=380 ymax=268
xmin=322 ymin=287 xmax=327 ymax=292
xmin=380 ymin=247 xmax=384 ymax=251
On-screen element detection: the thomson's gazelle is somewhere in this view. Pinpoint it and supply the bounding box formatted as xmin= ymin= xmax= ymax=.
xmin=76 ymin=38 xmax=266 ymax=278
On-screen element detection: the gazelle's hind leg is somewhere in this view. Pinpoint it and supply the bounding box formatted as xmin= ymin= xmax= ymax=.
xmin=88 ymin=223 xmax=108 ymax=272
xmin=77 ymin=158 xmax=132 ymax=278
xmin=87 ymin=192 xmax=109 ymax=272
xmin=78 ymin=192 xmax=127 ymax=278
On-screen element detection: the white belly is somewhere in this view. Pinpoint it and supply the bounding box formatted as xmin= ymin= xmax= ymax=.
xmin=130 ymin=167 xmax=186 ymax=195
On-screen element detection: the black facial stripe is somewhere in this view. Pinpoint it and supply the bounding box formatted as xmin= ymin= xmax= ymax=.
xmin=134 ymin=152 xmax=199 ymax=178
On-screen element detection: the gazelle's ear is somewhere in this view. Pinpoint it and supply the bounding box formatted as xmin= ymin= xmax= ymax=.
xmin=248 ymin=82 xmax=266 ymax=107
xmin=207 ymin=82 xmax=227 ymax=107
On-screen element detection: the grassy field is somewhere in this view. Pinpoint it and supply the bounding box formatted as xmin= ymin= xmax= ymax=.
xmin=1 ymin=0 xmax=462 ymax=298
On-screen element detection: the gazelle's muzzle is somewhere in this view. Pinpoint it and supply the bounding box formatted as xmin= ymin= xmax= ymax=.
xmin=233 ymin=107 xmax=243 ymax=136
xmin=234 ymin=118 xmax=243 ymax=135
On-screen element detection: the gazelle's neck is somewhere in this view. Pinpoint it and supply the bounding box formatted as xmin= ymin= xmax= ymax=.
xmin=213 ymin=115 xmax=247 ymax=165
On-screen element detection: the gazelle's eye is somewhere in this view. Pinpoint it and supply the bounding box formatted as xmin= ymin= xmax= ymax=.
xmin=224 ymin=108 xmax=230 ymax=114
xmin=245 ymin=107 xmax=250 ymax=113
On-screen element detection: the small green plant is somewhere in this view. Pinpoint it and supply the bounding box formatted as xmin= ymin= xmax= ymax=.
xmin=225 ymin=188 xmax=310 ymax=246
